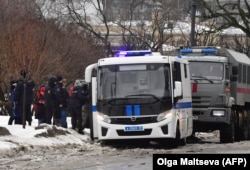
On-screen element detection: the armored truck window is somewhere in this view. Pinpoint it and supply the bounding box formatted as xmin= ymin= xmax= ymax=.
xmin=225 ymin=65 xmax=229 ymax=79
xmin=173 ymin=62 xmax=181 ymax=81
xmin=243 ymin=64 xmax=247 ymax=84
xmin=184 ymin=64 xmax=188 ymax=78
xmin=238 ymin=63 xmax=242 ymax=83
xmin=247 ymin=66 xmax=250 ymax=84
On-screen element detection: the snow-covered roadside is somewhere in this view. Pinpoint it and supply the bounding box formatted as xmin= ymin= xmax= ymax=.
xmin=0 ymin=116 xmax=89 ymax=153
xmin=1 ymin=115 xmax=250 ymax=170
xmin=0 ymin=115 xmax=225 ymax=153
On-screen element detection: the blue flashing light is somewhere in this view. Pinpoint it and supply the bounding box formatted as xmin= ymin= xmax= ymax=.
xmin=116 ymin=50 xmax=152 ymax=57
xmin=180 ymin=49 xmax=217 ymax=55
xmin=180 ymin=49 xmax=193 ymax=54
xmin=201 ymin=49 xmax=217 ymax=54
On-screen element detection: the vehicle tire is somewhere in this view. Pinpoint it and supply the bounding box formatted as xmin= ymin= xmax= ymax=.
xmin=89 ymin=109 xmax=94 ymax=141
xmin=242 ymin=119 xmax=250 ymax=140
xmin=245 ymin=110 xmax=250 ymax=140
xmin=179 ymin=137 xmax=187 ymax=146
xmin=248 ymin=111 xmax=250 ymax=140
xmin=234 ymin=110 xmax=241 ymax=141
xmin=220 ymin=124 xmax=234 ymax=143
xmin=171 ymin=122 xmax=186 ymax=147
xmin=220 ymin=110 xmax=235 ymax=143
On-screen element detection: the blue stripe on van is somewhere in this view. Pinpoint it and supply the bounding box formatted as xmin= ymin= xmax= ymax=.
xmin=92 ymin=105 xmax=97 ymax=112
xmin=174 ymin=102 xmax=192 ymax=109
xmin=134 ymin=105 xmax=140 ymax=116
xmin=92 ymin=102 xmax=192 ymax=113
xmin=126 ymin=105 xmax=132 ymax=116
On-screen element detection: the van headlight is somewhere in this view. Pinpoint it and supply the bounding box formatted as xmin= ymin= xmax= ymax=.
xmin=97 ymin=112 xmax=111 ymax=123
xmin=212 ymin=110 xmax=225 ymax=117
xmin=157 ymin=110 xmax=171 ymax=122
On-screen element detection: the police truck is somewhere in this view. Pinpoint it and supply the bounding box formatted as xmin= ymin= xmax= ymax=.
xmin=180 ymin=47 xmax=250 ymax=143
xmin=84 ymin=50 xmax=193 ymax=147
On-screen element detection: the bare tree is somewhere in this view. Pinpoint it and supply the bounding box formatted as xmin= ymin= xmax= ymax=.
xmin=194 ymin=19 xmax=223 ymax=46
xmin=197 ymin=0 xmax=250 ymax=53
xmin=114 ymin=1 xmax=179 ymax=52
xmin=0 ymin=0 xmax=40 ymax=96
xmin=198 ymin=0 xmax=250 ymax=38
xmin=50 ymin=0 xmax=111 ymax=56
xmin=50 ymin=0 xmax=189 ymax=55
xmin=0 ymin=0 xmax=102 ymax=100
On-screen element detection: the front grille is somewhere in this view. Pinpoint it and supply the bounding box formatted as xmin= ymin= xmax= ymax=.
xmin=116 ymin=129 xmax=152 ymax=136
xmin=193 ymin=111 xmax=205 ymax=115
xmin=111 ymin=116 xmax=157 ymax=125
xmin=192 ymin=96 xmax=212 ymax=108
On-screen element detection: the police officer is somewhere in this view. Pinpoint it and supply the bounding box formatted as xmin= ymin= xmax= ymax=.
xmin=68 ymin=84 xmax=86 ymax=134
xmin=44 ymin=76 xmax=57 ymax=124
xmin=54 ymin=76 xmax=68 ymax=128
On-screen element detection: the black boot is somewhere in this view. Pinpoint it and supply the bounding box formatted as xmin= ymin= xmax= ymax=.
xmin=78 ymin=129 xmax=84 ymax=134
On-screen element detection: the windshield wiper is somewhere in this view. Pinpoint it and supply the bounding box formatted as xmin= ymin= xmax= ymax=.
xmin=100 ymin=98 xmax=129 ymax=105
xmin=192 ymin=75 xmax=214 ymax=84
xmin=125 ymin=94 xmax=160 ymax=101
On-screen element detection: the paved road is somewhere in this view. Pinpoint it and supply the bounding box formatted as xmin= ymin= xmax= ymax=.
xmin=2 ymin=134 xmax=250 ymax=170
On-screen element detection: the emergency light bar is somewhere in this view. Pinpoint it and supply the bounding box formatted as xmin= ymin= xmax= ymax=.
xmin=180 ymin=49 xmax=217 ymax=55
xmin=116 ymin=50 xmax=152 ymax=57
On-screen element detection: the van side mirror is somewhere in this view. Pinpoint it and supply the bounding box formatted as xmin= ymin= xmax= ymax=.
xmin=174 ymin=81 xmax=182 ymax=98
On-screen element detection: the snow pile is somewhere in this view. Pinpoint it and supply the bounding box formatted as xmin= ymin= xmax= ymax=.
xmin=0 ymin=116 xmax=89 ymax=153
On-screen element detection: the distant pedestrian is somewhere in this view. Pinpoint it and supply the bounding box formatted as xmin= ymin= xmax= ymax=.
xmin=13 ymin=77 xmax=24 ymax=125
xmin=44 ymin=76 xmax=57 ymax=124
xmin=25 ymin=77 xmax=35 ymax=125
xmin=81 ymin=83 xmax=91 ymax=132
xmin=13 ymin=70 xmax=35 ymax=126
xmin=68 ymin=85 xmax=79 ymax=131
xmin=8 ymin=80 xmax=17 ymax=125
xmin=61 ymin=86 xmax=69 ymax=128
xmin=68 ymin=83 xmax=88 ymax=134
xmin=34 ymin=86 xmax=46 ymax=126
xmin=54 ymin=76 xmax=68 ymax=128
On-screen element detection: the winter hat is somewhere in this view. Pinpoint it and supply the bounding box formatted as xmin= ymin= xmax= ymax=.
xmin=40 ymin=86 xmax=45 ymax=92
xmin=48 ymin=76 xmax=57 ymax=87
xmin=56 ymin=76 xmax=63 ymax=82
xmin=10 ymin=80 xmax=16 ymax=85
xmin=10 ymin=80 xmax=17 ymax=90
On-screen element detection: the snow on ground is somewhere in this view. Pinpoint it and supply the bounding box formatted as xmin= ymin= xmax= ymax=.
xmin=0 ymin=115 xmax=222 ymax=150
xmin=1 ymin=115 xmax=250 ymax=170
xmin=0 ymin=115 xmax=90 ymax=153
xmin=1 ymin=114 xmax=247 ymax=155
xmin=0 ymin=114 xmax=222 ymax=158
xmin=0 ymin=114 xmax=221 ymax=154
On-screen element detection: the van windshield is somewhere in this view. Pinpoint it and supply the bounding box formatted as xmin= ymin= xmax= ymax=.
xmin=97 ymin=63 xmax=171 ymax=101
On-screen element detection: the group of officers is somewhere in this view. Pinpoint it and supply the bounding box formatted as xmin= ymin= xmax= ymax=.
xmin=8 ymin=70 xmax=90 ymax=135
